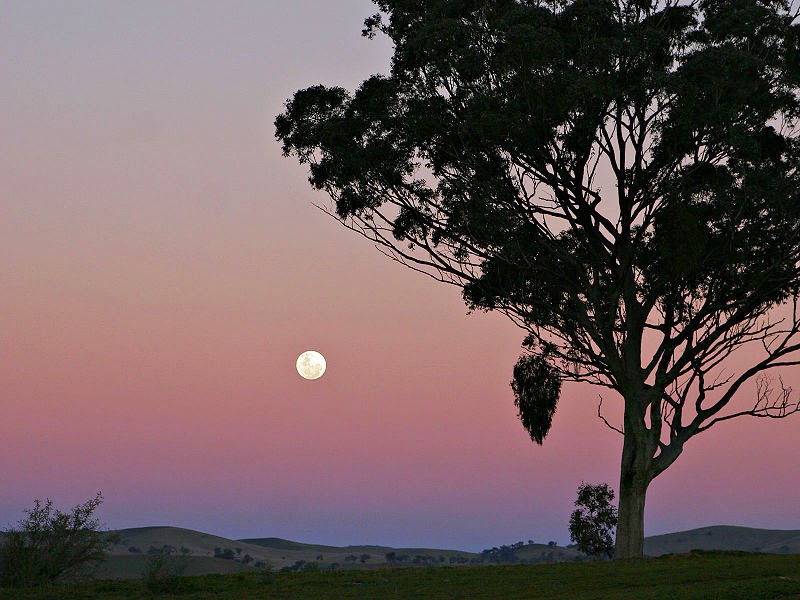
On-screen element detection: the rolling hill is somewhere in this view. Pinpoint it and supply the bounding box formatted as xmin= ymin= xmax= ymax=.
xmin=644 ymin=525 xmax=800 ymax=556
xmin=21 ymin=523 xmax=799 ymax=579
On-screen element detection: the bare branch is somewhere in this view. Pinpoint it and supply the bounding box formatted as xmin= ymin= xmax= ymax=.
xmin=598 ymin=395 xmax=624 ymax=436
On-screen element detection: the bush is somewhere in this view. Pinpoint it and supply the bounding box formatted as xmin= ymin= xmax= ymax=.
xmin=0 ymin=492 xmax=113 ymax=587
xmin=569 ymin=482 xmax=618 ymax=560
xmin=142 ymin=545 xmax=189 ymax=593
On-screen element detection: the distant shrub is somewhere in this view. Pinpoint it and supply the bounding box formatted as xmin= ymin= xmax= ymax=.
xmin=128 ymin=546 xmax=142 ymax=554
xmin=0 ymin=492 xmax=114 ymax=588
xmin=142 ymin=545 xmax=188 ymax=593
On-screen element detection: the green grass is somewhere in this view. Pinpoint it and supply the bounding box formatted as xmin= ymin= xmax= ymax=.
xmin=2 ymin=552 xmax=799 ymax=600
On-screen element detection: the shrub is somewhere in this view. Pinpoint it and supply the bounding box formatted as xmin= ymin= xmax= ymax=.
xmin=0 ymin=492 xmax=113 ymax=587
xmin=142 ymin=545 xmax=188 ymax=593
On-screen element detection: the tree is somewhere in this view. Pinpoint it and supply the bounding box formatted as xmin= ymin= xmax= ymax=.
xmin=276 ymin=0 xmax=800 ymax=559
xmin=0 ymin=492 xmax=113 ymax=587
xmin=569 ymin=482 xmax=618 ymax=560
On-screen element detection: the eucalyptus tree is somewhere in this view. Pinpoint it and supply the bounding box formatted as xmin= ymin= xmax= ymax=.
xmin=276 ymin=0 xmax=800 ymax=558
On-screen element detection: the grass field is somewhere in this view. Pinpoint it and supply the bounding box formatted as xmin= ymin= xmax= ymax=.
xmin=2 ymin=551 xmax=799 ymax=599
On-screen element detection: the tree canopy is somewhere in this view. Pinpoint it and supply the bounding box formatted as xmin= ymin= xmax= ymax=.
xmin=277 ymin=0 xmax=800 ymax=558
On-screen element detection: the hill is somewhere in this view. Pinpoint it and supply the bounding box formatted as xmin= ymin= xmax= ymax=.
xmin=644 ymin=525 xmax=800 ymax=556
xmin=83 ymin=523 xmax=800 ymax=579
xmin=103 ymin=526 xmax=482 ymax=577
xmin=110 ymin=526 xmax=275 ymax=562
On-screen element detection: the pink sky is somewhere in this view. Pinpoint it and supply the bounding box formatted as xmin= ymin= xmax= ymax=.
xmin=2 ymin=1 xmax=798 ymax=551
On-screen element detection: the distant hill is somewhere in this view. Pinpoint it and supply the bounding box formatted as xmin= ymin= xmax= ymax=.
xmin=110 ymin=526 xmax=275 ymax=562
xmin=240 ymin=536 xmax=481 ymax=567
xmin=104 ymin=526 xmax=482 ymax=576
xmin=644 ymin=526 xmax=800 ymax=557
xmin=11 ymin=523 xmax=793 ymax=579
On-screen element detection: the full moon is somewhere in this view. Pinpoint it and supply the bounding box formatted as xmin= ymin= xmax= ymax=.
xmin=296 ymin=350 xmax=326 ymax=380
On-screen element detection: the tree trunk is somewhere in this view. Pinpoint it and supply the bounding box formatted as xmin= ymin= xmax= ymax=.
xmin=614 ymin=425 xmax=654 ymax=559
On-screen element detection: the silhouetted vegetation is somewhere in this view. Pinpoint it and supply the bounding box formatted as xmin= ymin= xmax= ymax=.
xmin=481 ymin=542 xmax=526 ymax=564
xmin=569 ymin=483 xmax=618 ymax=560
xmin=277 ymin=0 xmax=800 ymax=559
xmin=0 ymin=493 xmax=113 ymax=587
xmin=142 ymin=545 xmax=189 ymax=593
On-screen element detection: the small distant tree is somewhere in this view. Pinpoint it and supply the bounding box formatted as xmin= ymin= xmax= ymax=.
xmin=213 ymin=547 xmax=236 ymax=560
xmin=569 ymin=483 xmax=618 ymax=560
xmin=359 ymin=553 xmax=371 ymax=563
xmin=0 ymin=492 xmax=113 ymax=587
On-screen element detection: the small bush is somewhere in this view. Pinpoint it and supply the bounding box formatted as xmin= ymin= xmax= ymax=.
xmin=142 ymin=545 xmax=188 ymax=593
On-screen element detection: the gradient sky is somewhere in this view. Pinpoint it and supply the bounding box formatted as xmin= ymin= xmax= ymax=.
xmin=2 ymin=1 xmax=798 ymax=551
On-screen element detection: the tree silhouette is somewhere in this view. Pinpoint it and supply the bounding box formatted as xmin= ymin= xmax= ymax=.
xmin=276 ymin=0 xmax=800 ymax=558
xmin=0 ymin=493 xmax=113 ymax=587
xmin=569 ymin=482 xmax=618 ymax=560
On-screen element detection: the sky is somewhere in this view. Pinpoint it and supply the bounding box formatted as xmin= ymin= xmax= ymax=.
xmin=2 ymin=1 xmax=799 ymax=552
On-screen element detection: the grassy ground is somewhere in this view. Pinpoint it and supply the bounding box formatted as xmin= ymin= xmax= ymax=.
xmin=2 ymin=551 xmax=799 ymax=600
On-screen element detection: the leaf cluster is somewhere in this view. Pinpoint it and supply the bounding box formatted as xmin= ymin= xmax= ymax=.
xmin=511 ymin=352 xmax=561 ymax=444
